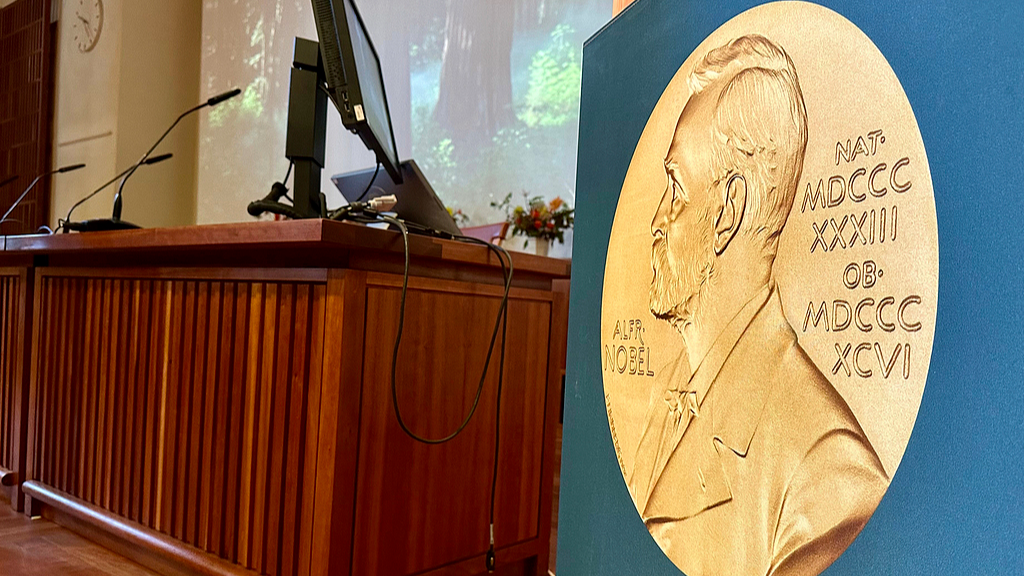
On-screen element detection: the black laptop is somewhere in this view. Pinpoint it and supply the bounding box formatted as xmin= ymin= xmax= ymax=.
xmin=331 ymin=159 xmax=461 ymax=237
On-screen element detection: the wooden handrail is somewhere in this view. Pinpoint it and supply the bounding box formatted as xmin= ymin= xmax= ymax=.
xmin=22 ymin=481 xmax=258 ymax=576
xmin=0 ymin=464 xmax=17 ymax=486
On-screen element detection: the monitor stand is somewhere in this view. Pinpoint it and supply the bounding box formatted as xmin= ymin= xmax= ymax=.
xmin=245 ymin=37 xmax=328 ymax=221
xmin=285 ymin=37 xmax=328 ymax=218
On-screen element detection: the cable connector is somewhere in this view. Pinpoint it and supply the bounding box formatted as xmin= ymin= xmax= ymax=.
xmin=486 ymin=523 xmax=496 ymax=573
xmin=368 ymin=194 xmax=397 ymax=212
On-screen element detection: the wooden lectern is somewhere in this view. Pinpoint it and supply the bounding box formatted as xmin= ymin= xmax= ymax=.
xmin=0 ymin=219 xmax=569 ymax=576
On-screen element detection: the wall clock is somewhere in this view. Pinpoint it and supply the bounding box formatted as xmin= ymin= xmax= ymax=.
xmin=73 ymin=0 xmax=103 ymax=53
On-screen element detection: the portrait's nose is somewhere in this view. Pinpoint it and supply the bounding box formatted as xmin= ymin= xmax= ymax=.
xmin=651 ymin=185 xmax=670 ymax=238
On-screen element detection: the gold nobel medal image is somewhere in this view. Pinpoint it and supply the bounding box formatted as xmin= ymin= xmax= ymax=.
xmin=600 ymin=3 xmax=938 ymax=575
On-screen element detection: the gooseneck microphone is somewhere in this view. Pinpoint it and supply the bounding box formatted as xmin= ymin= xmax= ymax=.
xmin=109 ymin=88 xmax=242 ymax=227
xmin=0 ymin=164 xmax=86 ymax=232
xmin=115 ymin=88 xmax=242 ymax=206
xmin=61 ymin=154 xmax=173 ymax=232
xmin=62 ymin=87 xmax=240 ymax=233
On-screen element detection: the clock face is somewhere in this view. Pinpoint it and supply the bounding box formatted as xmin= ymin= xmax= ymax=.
xmin=73 ymin=0 xmax=103 ymax=53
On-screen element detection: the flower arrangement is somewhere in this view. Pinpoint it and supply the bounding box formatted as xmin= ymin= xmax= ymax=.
xmin=492 ymin=192 xmax=575 ymax=245
xmin=446 ymin=206 xmax=469 ymax=226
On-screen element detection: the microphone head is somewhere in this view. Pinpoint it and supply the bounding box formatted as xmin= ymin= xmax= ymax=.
xmin=143 ymin=153 xmax=174 ymax=165
xmin=57 ymin=163 xmax=86 ymax=173
xmin=206 ymin=88 xmax=242 ymax=107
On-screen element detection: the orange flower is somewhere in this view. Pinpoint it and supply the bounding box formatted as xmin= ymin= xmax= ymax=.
xmin=549 ymin=197 xmax=564 ymax=210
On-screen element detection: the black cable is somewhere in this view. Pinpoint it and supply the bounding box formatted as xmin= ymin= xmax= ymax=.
xmin=380 ymin=215 xmax=512 ymax=445
xmin=282 ymin=161 xmax=295 ymax=203
xmin=482 ymin=240 xmax=510 ymax=573
xmin=355 ymin=161 xmax=381 ymax=202
xmin=283 ymin=160 xmax=294 ymax=186
xmin=334 ymin=206 xmax=513 ymax=573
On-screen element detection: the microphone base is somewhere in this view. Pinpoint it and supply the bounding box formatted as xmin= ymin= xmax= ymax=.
xmin=63 ymin=218 xmax=141 ymax=233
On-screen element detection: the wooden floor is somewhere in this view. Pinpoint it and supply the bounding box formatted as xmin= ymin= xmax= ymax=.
xmin=0 ymin=425 xmax=565 ymax=576
xmin=0 ymin=494 xmax=156 ymax=576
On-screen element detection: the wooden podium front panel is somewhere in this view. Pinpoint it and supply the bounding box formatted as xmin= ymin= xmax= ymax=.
xmin=0 ymin=268 xmax=29 ymax=509
xmin=25 ymin=269 xmax=328 ymax=576
xmin=351 ymin=274 xmax=554 ymax=576
xmin=3 ymin=222 xmax=569 ymax=576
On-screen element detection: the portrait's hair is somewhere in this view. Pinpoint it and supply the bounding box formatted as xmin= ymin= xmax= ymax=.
xmin=688 ymin=35 xmax=808 ymax=255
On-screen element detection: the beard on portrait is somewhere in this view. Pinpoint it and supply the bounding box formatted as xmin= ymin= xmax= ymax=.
xmin=648 ymin=210 xmax=717 ymax=336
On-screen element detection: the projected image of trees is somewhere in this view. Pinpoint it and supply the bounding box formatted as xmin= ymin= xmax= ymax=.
xmin=199 ymin=0 xmax=608 ymax=255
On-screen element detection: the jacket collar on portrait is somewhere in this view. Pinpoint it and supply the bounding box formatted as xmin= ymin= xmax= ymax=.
xmin=643 ymin=285 xmax=795 ymax=522
xmin=709 ymin=286 xmax=793 ymax=457
xmin=680 ymin=283 xmax=773 ymax=411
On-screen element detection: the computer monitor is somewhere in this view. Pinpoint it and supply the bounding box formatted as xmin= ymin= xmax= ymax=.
xmin=311 ymin=0 xmax=403 ymax=184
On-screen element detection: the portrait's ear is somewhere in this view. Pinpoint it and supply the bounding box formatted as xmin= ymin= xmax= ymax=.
xmin=714 ymin=173 xmax=746 ymax=254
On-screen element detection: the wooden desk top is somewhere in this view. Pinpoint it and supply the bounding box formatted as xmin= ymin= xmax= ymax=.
xmin=0 ymin=220 xmax=570 ymax=284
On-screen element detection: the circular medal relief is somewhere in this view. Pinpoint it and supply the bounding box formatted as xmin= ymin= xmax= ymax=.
xmin=600 ymin=3 xmax=937 ymax=574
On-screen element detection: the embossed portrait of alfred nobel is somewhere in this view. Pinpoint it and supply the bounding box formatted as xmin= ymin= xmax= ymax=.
xmin=628 ymin=36 xmax=889 ymax=576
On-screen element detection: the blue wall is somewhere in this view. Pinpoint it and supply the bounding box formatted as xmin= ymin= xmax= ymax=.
xmin=559 ymin=1 xmax=1024 ymax=573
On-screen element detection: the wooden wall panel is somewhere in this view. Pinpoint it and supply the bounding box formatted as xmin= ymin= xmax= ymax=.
xmin=0 ymin=0 xmax=54 ymax=235
xmin=26 ymin=271 xmax=328 ymax=576
xmin=17 ymin=257 xmax=564 ymax=576
xmin=351 ymin=277 xmax=553 ymax=576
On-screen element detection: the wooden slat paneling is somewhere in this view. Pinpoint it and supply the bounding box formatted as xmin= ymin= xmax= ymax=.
xmin=0 ymin=266 xmax=30 ymax=508
xmin=27 ymin=270 xmax=328 ymax=576
xmin=22 ymin=260 xmax=565 ymax=576
xmin=0 ymin=0 xmax=55 ymax=235
xmin=0 ymin=270 xmax=30 ymax=510
xmin=0 ymin=276 xmax=19 ymax=470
